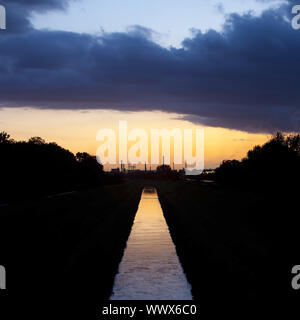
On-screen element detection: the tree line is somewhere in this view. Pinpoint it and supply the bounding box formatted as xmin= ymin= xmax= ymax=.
xmin=0 ymin=132 xmax=104 ymax=202
xmin=1 ymin=131 xmax=299 ymax=201
xmin=214 ymin=132 xmax=300 ymax=190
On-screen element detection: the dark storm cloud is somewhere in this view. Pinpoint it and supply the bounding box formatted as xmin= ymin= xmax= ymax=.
xmin=2 ymin=0 xmax=71 ymax=11
xmin=0 ymin=0 xmax=299 ymax=133
xmin=0 ymin=0 xmax=72 ymax=32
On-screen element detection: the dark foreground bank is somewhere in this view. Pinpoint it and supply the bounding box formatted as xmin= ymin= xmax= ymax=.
xmin=156 ymin=181 xmax=299 ymax=316
xmin=0 ymin=182 xmax=142 ymax=311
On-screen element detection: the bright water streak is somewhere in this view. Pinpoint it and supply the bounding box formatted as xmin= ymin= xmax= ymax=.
xmin=110 ymin=187 xmax=192 ymax=300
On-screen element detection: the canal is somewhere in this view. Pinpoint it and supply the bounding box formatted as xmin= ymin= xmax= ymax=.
xmin=110 ymin=187 xmax=192 ymax=300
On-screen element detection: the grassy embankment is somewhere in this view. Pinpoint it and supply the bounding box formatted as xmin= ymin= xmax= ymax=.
xmin=0 ymin=182 xmax=143 ymax=306
xmin=155 ymin=180 xmax=294 ymax=314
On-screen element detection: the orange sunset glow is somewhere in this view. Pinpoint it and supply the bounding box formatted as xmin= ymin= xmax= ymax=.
xmin=0 ymin=107 xmax=270 ymax=169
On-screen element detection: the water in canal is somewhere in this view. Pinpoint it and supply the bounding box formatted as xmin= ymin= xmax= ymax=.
xmin=110 ymin=187 xmax=192 ymax=300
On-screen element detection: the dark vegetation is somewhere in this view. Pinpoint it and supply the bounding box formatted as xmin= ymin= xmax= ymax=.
xmin=215 ymin=132 xmax=300 ymax=189
xmin=0 ymin=182 xmax=143 ymax=312
xmin=0 ymin=131 xmax=299 ymax=315
xmin=0 ymin=131 xmax=143 ymax=313
xmin=0 ymin=132 xmax=104 ymax=203
xmin=155 ymin=133 xmax=300 ymax=316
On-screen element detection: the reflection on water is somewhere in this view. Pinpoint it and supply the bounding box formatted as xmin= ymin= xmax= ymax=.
xmin=110 ymin=187 xmax=192 ymax=300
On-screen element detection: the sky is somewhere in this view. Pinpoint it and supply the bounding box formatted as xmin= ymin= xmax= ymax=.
xmin=31 ymin=0 xmax=282 ymax=48
xmin=0 ymin=0 xmax=298 ymax=168
xmin=0 ymin=107 xmax=269 ymax=169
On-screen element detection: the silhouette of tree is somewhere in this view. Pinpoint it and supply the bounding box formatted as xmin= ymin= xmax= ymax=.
xmin=76 ymin=152 xmax=89 ymax=163
xmin=215 ymin=132 xmax=300 ymax=189
xmin=156 ymin=164 xmax=172 ymax=173
xmin=215 ymin=160 xmax=242 ymax=185
xmin=76 ymin=152 xmax=104 ymax=175
xmin=155 ymin=164 xmax=178 ymax=180
xmin=286 ymin=134 xmax=300 ymax=154
xmin=0 ymin=131 xmax=13 ymax=144
xmin=28 ymin=137 xmax=46 ymax=145
xmin=0 ymin=132 xmax=106 ymax=202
